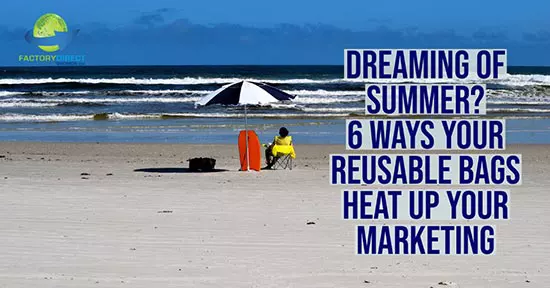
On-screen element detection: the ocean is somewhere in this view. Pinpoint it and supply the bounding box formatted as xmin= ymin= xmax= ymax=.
xmin=1 ymin=65 xmax=550 ymax=144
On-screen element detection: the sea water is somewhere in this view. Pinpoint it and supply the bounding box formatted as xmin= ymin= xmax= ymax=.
xmin=0 ymin=65 xmax=549 ymax=144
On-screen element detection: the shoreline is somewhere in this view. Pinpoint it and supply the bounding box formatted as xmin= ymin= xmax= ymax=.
xmin=1 ymin=117 xmax=550 ymax=145
xmin=3 ymin=141 xmax=550 ymax=146
xmin=0 ymin=142 xmax=548 ymax=167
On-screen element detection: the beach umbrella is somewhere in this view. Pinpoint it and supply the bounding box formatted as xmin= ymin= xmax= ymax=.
xmin=195 ymin=80 xmax=296 ymax=170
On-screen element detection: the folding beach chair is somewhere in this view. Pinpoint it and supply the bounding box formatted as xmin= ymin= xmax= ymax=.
xmin=265 ymin=134 xmax=296 ymax=170
xmin=272 ymin=152 xmax=293 ymax=170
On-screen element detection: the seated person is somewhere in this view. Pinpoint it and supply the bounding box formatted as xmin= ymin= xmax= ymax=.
xmin=265 ymin=127 xmax=296 ymax=169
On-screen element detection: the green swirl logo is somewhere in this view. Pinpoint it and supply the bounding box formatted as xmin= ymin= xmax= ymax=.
xmin=24 ymin=13 xmax=79 ymax=52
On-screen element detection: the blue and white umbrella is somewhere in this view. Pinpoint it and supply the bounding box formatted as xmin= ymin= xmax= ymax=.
xmin=195 ymin=80 xmax=295 ymax=126
xmin=195 ymin=80 xmax=295 ymax=106
xmin=195 ymin=80 xmax=295 ymax=170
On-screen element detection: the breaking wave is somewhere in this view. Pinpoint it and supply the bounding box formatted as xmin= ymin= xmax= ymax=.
xmin=0 ymin=73 xmax=549 ymax=86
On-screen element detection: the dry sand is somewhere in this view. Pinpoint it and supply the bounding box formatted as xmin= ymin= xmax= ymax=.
xmin=0 ymin=142 xmax=549 ymax=288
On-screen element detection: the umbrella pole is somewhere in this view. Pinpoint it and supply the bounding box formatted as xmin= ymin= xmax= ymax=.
xmin=245 ymin=104 xmax=249 ymax=171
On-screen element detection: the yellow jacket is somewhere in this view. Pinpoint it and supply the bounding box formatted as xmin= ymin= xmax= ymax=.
xmin=271 ymin=136 xmax=296 ymax=158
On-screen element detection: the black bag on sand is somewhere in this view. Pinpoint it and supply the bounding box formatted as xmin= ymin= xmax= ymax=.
xmin=187 ymin=157 xmax=216 ymax=172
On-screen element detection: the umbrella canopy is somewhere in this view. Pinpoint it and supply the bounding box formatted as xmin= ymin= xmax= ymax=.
xmin=195 ymin=80 xmax=295 ymax=107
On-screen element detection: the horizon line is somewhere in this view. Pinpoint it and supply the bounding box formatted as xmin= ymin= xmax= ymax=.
xmin=2 ymin=64 xmax=549 ymax=69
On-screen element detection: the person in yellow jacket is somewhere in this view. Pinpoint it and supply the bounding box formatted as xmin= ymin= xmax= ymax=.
xmin=265 ymin=127 xmax=296 ymax=169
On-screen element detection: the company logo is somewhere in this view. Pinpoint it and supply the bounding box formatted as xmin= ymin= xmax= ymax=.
xmin=20 ymin=13 xmax=85 ymax=65
xmin=25 ymin=13 xmax=79 ymax=52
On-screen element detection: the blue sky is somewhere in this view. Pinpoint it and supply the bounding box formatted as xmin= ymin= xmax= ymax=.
xmin=1 ymin=0 xmax=549 ymax=65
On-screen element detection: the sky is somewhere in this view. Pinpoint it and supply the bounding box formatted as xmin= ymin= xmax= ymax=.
xmin=1 ymin=0 xmax=549 ymax=65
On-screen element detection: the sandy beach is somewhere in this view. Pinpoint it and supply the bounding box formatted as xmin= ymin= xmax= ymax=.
xmin=0 ymin=142 xmax=549 ymax=288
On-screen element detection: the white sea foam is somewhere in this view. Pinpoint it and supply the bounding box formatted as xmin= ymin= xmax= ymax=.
xmin=0 ymin=89 xmax=365 ymax=98
xmin=2 ymin=94 xmax=548 ymax=107
xmin=121 ymin=89 xmax=360 ymax=97
xmin=117 ymin=89 xmax=211 ymax=95
xmin=107 ymin=113 xmax=164 ymax=120
xmin=0 ymin=91 xmax=25 ymax=97
xmin=0 ymin=113 xmax=348 ymax=122
xmin=2 ymin=107 xmax=549 ymax=123
xmin=39 ymin=91 xmax=92 ymax=96
xmin=0 ymin=102 xmax=58 ymax=108
xmin=32 ymin=97 xmax=202 ymax=104
xmin=301 ymin=107 xmax=365 ymax=113
xmin=487 ymin=108 xmax=550 ymax=113
xmin=285 ymin=89 xmax=365 ymax=96
xmin=0 ymin=73 xmax=549 ymax=86
xmin=293 ymin=96 xmax=361 ymax=104
xmin=0 ymin=77 xmax=303 ymax=85
xmin=0 ymin=114 xmax=92 ymax=122
xmin=2 ymin=86 xmax=549 ymax=106
xmin=488 ymin=100 xmax=550 ymax=106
